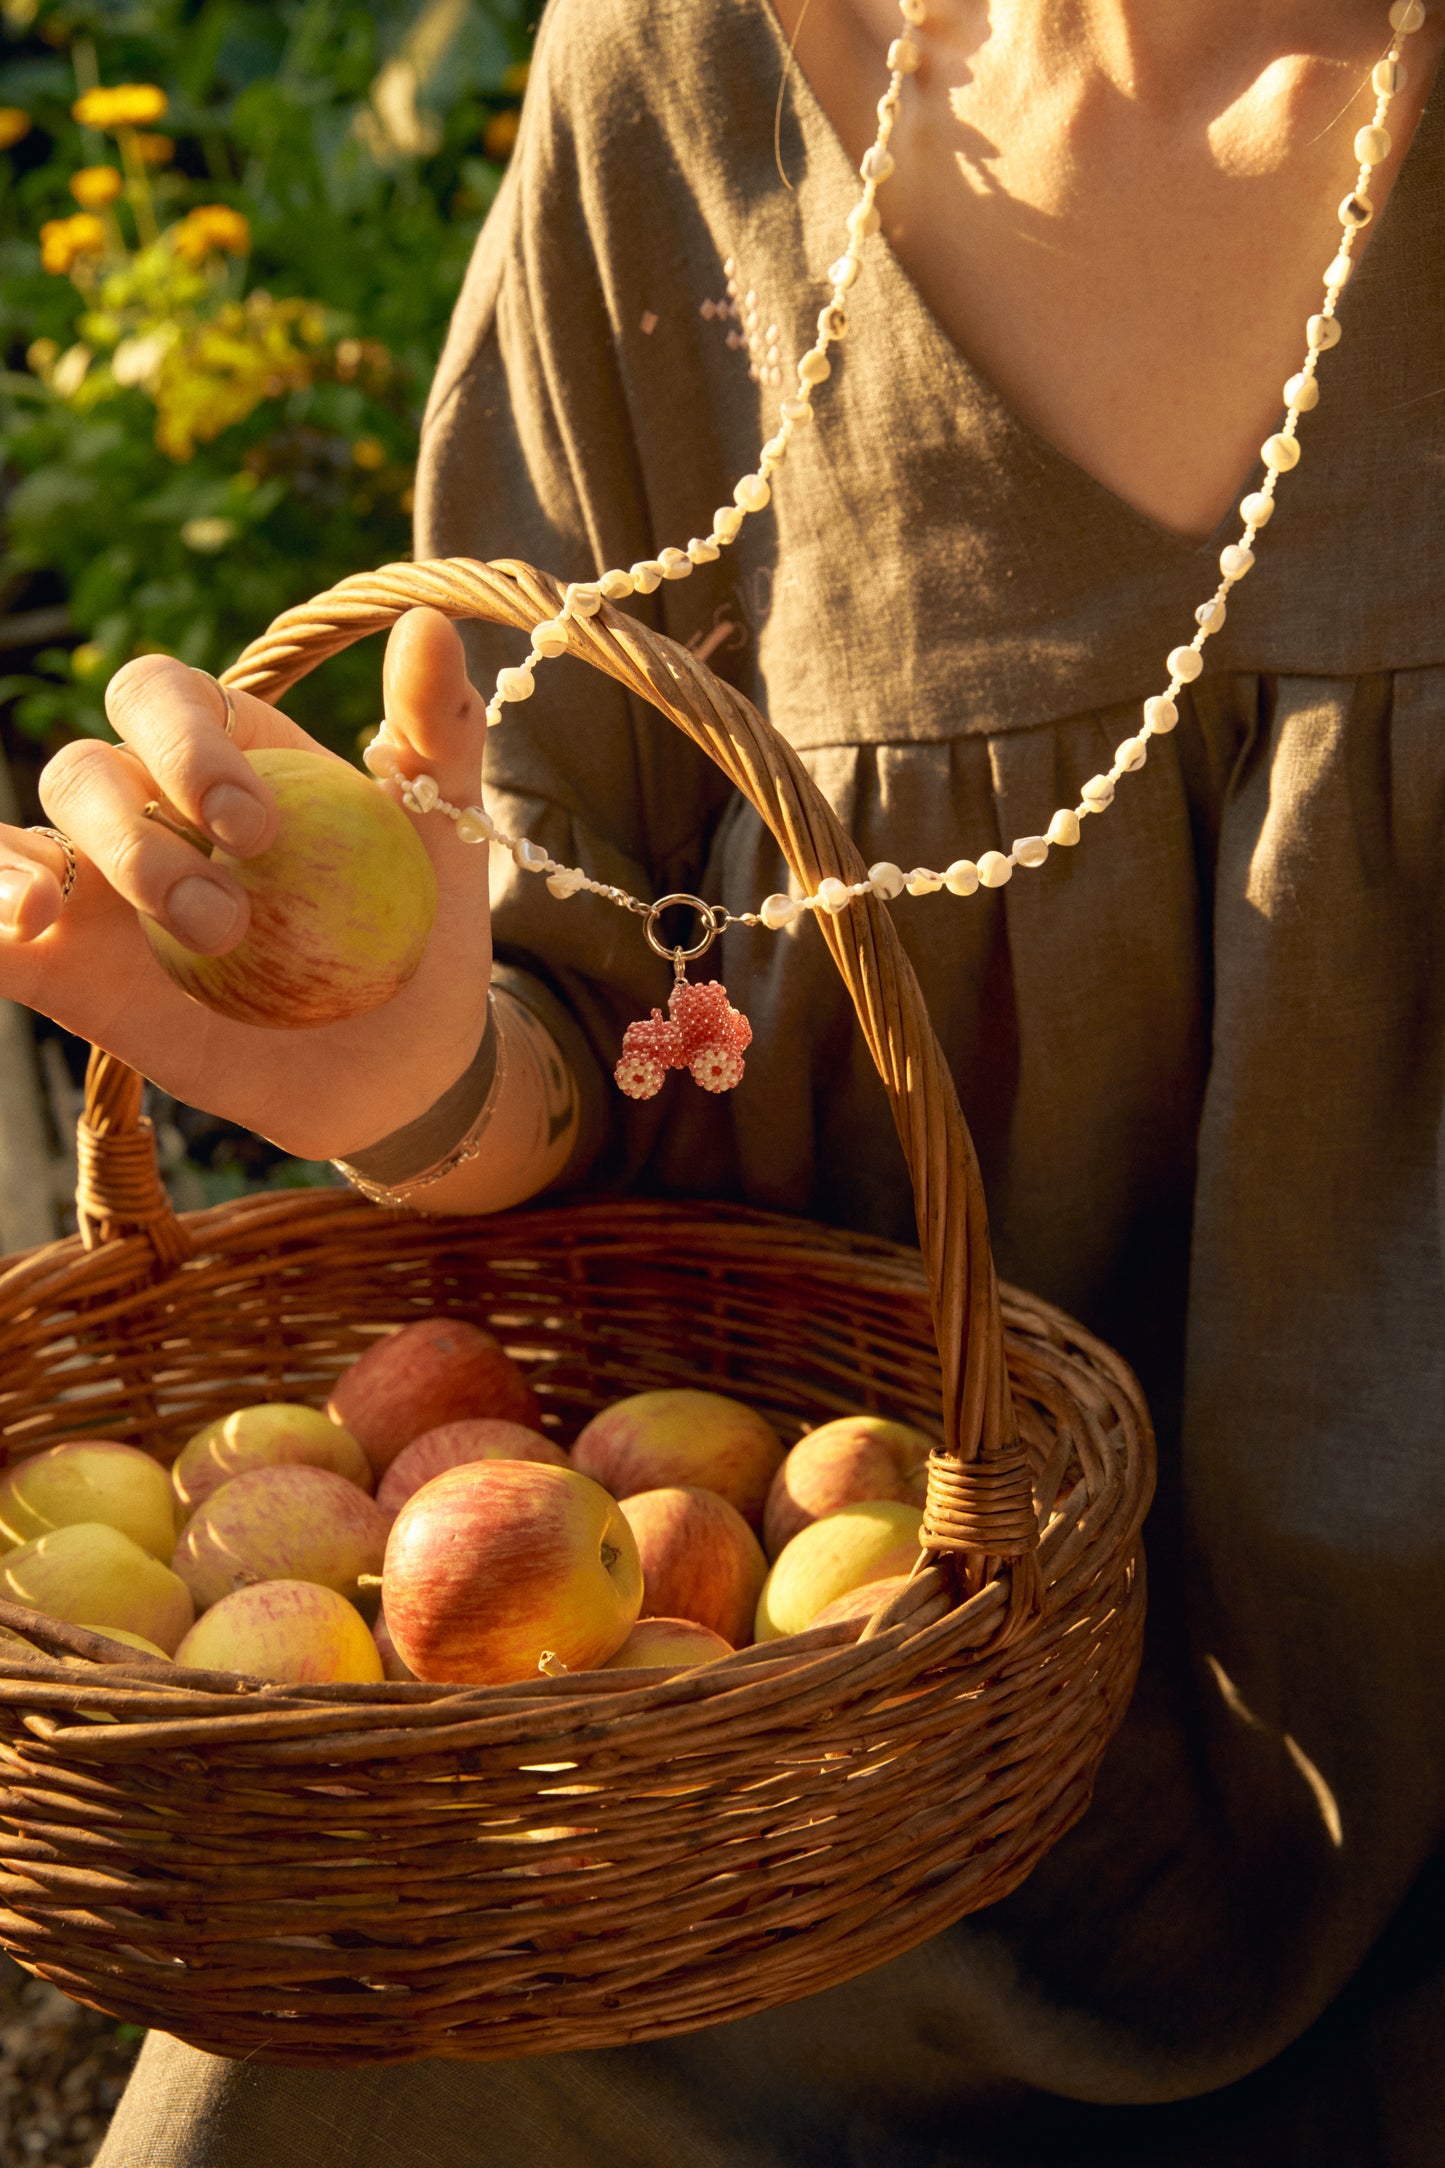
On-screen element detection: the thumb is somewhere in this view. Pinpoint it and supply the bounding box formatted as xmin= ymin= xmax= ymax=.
xmin=371 ymin=606 xmax=489 ymax=811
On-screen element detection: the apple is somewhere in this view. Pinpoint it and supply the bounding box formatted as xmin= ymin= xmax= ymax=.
xmin=172 ymin=1464 xmax=390 ymax=1611
xmin=376 ymin=1418 xmax=567 ymax=1517
xmin=372 ymin=1609 xmax=416 ymax=1681
xmin=618 ymin=1486 xmax=766 ymax=1647
xmin=0 ymin=1440 xmax=178 ymax=1562
xmin=763 ymin=1414 xmax=935 ymax=1559
xmin=0 ymin=1523 xmax=194 ymax=1653
xmin=175 ymin=1579 xmax=385 ymax=1684
xmin=77 ymin=1625 xmax=173 ymax=1661
xmin=142 ymin=747 xmax=437 ymax=1029
xmin=172 ymin=1404 xmax=372 ymax=1513
xmin=603 ymin=1617 xmax=734 ymax=1669
xmin=382 ymin=1461 xmax=642 ymax=1685
xmin=328 ymin=1318 xmax=542 ymax=1475
xmin=808 ymin=1573 xmax=912 ymax=1630
xmin=754 ymin=1501 xmax=924 ymax=1642
xmin=571 ymin=1390 xmax=784 ymax=1527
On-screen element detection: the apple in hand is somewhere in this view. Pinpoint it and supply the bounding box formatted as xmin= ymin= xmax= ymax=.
xmin=603 ymin=1617 xmax=734 ymax=1669
xmin=382 ymin=1461 xmax=642 ymax=1685
xmin=173 ymin=1464 xmax=390 ymax=1611
xmin=618 ymin=1486 xmax=766 ymax=1648
xmin=754 ymin=1501 xmax=924 ymax=1642
xmin=0 ymin=1523 xmax=194 ymax=1653
xmin=0 ymin=1441 xmax=178 ymax=1562
xmin=172 ymin=1404 xmax=372 ymax=1513
xmin=142 ymin=747 xmax=437 ymax=1029
xmin=763 ymin=1415 xmax=935 ymax=1559
xmin=376 ymin=1419 xmax=567 ymax=1517
xmin=176 ymin=1580 xmax=384 ymax=1684
xmin=328 ymin=1318 xmax=542 ymax=1476
xmin=571 ymin=1390 xmax=784 ymax=1528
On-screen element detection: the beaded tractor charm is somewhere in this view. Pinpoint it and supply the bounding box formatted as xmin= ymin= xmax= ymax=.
xmin=615 ymin=894 xmax=752 ymax=1100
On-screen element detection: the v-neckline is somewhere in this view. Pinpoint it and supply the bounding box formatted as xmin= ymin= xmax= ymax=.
xmin=754 ymin=0 xmax=1445 ymax=562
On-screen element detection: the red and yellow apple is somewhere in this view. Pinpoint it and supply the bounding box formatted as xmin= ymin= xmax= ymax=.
xmin=808 ymin=1573 xmax=912 ymax=1630
xmin=0 ymin=1522 xmax=194 ymax=1653
xmin=372 ymin=1608 xmax=416 ymax=1681
xmin=618 ymin=1485 xmax=766 ymax=1647
xmin=754 ymin=1501 xmax=924 ymax=1642
xmin=603 ymin=1617 xmax=734 ymax=1669
xmin=376 ymin=1418 xmax=567 ymax=1517
xmin=172 ymin=1404 xmax=371 ymax=1512
xmin=571 ymin=1390 xmax=784 ymax=1527
xmin=78 ymin=1624 xmax=173 ymax=1660
xmin=328 ymin=1317 xmax=542 ymax=1475
xmin=762 ymin=1414 xmax=935 ymax=1559
xmin=382 ymin=1461 xmax=642 ymax=1685
xmin=175 ymin=1579 xmax=384 ymax=1683
xmin=0 ymin=1440 xmax=177 ymax=1563
xmin=142 ymin=747 xmax=437 ymax=1028
xmin=172 ymin=1464 xmax=390 ymax=1611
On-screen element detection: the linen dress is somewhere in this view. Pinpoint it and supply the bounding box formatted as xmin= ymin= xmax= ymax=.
xmin=96 ymin=1 xmax=1445 ymax=2161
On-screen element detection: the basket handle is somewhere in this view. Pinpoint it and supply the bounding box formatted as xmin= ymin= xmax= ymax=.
xmin=82 ymin=558 xmax=1041 ymax=1609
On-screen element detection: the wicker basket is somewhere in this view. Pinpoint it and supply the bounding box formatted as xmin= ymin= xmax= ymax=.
xmin=0 ymin=559 xmax=1153 ymax=2066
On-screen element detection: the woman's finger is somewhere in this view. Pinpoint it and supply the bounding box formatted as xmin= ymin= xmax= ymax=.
xmin=103 ymin=655 xmax=316 ymax=859
xmin=39 ymin=737 xmax=251 ymax=956
xmin=0 ymin=829 xmax=70 ymax=944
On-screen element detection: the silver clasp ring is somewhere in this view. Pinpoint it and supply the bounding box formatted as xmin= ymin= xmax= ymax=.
xmin=643 ymin=892 xmax=724 ymax=964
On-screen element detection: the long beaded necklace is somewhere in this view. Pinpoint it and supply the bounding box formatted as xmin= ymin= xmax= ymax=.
xmin=366 ymin=0 xmax=1427 ymax=1099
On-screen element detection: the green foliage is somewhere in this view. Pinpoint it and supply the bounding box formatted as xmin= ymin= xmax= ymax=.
xmin=0 ymin=0 xmax=532 ymax=755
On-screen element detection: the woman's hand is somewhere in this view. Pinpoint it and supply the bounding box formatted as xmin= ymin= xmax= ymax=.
xmin=6 ymin=608 xmax=493 ymax=1162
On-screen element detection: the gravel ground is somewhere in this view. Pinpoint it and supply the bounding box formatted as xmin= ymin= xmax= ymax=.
xmin=0 ymin=1955 xmax=141 ymax=2165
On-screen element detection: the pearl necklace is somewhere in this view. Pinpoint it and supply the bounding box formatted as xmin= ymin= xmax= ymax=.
xmin=367 ymin=0 xmax=1426 ymax=1091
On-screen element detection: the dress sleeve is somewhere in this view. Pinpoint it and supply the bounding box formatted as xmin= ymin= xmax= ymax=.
xmin=413 ymin=0 xmax=735 ymax=1181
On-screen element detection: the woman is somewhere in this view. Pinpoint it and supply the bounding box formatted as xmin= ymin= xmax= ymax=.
xmin=12 ymin=0 xmax=1445 ymax=2158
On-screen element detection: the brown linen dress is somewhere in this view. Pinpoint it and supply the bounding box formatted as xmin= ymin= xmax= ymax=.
xmin=96 ymin=1 xmax=1445 ymax=2161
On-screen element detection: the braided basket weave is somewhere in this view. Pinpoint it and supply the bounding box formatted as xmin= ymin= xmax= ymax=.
xmin=0 ymin=560 xmax=1153 ymax=2065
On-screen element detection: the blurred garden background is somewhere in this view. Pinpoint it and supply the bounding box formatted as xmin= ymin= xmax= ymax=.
xmin=0 ymin=0 xmax=536 ymax=1296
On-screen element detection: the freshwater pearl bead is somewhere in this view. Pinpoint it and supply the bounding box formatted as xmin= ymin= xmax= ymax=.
xmin=760 ymin=892 xmax=801 ymax=930
xmin=658 ymin=546 xmax=692 ymax=578
xmin=798 ymin=348 xmax=832 ymax=385
xmin=888 ymin=36 xmax=921 ymax=70
xmin=1195 ymin=599 xmax=1226 ymax=632
xmin=1375 ymin=57 xmax=1407 ymax=96
xmin=944 ymin=859 xmax=979 ymax=895
xmin=734 ymin=473 xmax=771 ymax=513
xmin=905 ymin=867 xmax=943 ymax=895
xmin=848 ymin=203 xmax=881 ymax=241
xmin=900 ymin=0 xmax=926 ymax=23
xmin=1145 ymin=696 xmax=1180 ymax=733
xmin=1241 ymin=491 xmax=1275 ymax=527
xmin=497 ymin=666 xmax=535 ymax=703
xmin=513 ymin=838 xmax=551 ymax=871
xmin=531 ymin=618 xmax=570 ymax=657
xmin=1081 ymin=775 xmax=1115 ymax=810
xmin=1355 ymin=124 xmax=1391 ymax=166
xmin=687 ymin=537 xmax=721 ymax=563
xmin=566 ymin=584 xmax=603 ymax=617
xmin=1220 ymin=543 xmax=1255 ymax=579
xmin=977 ymin=850 xmax=1013 ymax=889
xmin=817 ymin=876 xmax=853 ymax=912
xmin=712 ymin=505 xmax=745 ymax=541
xmin=1325 ymin=253 xmax=1354 ymax=290
xmin=830 ymin=254 xmax=861 ymax=290
xmin=1114 ymin=737 xmax=1148 ymax=774
xmin=630 ymin=562 xmax=663 ymax=594
xmin=599 ymin=568 xmax=635 ymax=599
xmin=867 ymin=860 xmax=906 ymax=899
xmin=861 ymin=146 xmax=896 ymax=183
xmin=1047 ymin=809 xmax=1081 ymax=847
xmin=1168 ymin=645 xmax=1204 ymax=682
xmin=1306 ymin=313 xmax=1342 ymax=350
xmin=546 ymin=866 xmax=586 ymax=899
xmin=1013 ymin=835 xmax=1049 ymax=868
xmin=408 ymin=773 xmax=440 ymax=812
xmin=1339 ymin=191 xmax=1374 ymax=227
xmin=1284 ymin=372 xmax=1319 ymax=411
xmin=1389 ymin=0 xmax=1424 ymax=30
xmin=781 ymin=397 xmax=814 ymax=425
xmin=1262 ymin=432 xmax=1302 ymax=473
xmin=455 ymin=807 xmax=494 ymax=845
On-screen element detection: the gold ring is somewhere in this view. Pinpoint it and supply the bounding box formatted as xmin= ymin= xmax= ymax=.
xmin=197 ymin=669 xmax=237 ymax=738
xmin=26 ymin=826 xmax=78 ymax=905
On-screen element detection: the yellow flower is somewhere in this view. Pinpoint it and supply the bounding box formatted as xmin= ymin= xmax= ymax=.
xmin=73 ymin=84 xmax=168 ymax=131
xmin=135 ymin=133 xmax=174 ymax=166
xmin=170 ymin=204 xmax=251 ymax=265
xmin=482 ymin=108 xmax=519 ymax=162
xmin=70 ymin=643 xmax=107 ymax=682
xmin=40 ymin=213 xmax=109 ymax=275
xmin=70 ymin=165 xmax=124 ymax=209
xmin=352 ymin=435 xmax=386 ymax=471
xmin=0 ymin=108 xmax=31 ymax=151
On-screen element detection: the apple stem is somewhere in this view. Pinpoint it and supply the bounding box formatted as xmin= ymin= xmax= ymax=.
xmin=538 ymin=1650 xmax=570 ymax=1677
xmin=356 ymin=1575 xmax=384 ymax=1590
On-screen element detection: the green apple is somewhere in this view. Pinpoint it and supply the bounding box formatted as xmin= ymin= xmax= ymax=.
xmin=142 ymin=747 xmax=437 ymax=1028
xmin=754 ymin=1501 xmax=924 ymax=1642
xmin=0 ymin=1523 xmax=194 ymax=1653
xmin=0 ymin=1440 xmax=178 ymax=1561
xmin=172 ymin=1404 xmax=372 ymax=1513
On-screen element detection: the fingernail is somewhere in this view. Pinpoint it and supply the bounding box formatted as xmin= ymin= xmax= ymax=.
xmin=201 ymin=782 xmax=267 ymax=853
xmin=168 ymin=875 xmax=239 ymax=950
xmin=0 ymin=866 xmax=35 ymax=934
